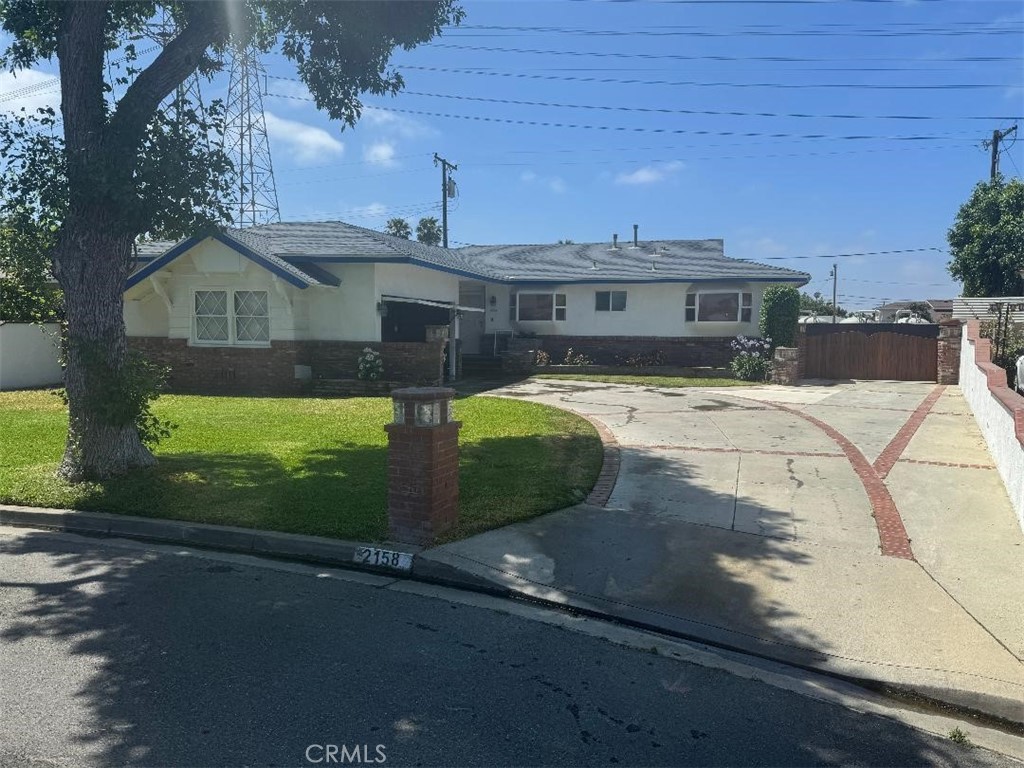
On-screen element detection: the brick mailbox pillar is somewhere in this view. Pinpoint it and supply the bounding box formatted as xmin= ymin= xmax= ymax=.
xmin=384 ymin=387 xmax=461 ymax=545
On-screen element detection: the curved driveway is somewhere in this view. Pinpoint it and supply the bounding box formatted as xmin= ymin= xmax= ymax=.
xmin=423 ymin=378 xmax=1024 ymax=724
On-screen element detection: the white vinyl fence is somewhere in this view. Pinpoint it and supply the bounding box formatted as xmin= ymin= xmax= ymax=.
xmin=0 ymin=322 xmax=63 ymax=390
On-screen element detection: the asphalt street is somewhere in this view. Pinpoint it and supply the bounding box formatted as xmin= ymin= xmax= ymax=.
xmin=0 ymin=527 xmax=1018 ymax=768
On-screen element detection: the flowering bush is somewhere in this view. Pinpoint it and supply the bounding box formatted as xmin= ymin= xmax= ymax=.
xmin=563 ymin=347 xmax=592 ymax=366
xmin=729 ymin=336 xmax=773 ymax=382
xmin=357 ymin=347 xmax=384 ymax=381
xmin=535 ymin=349 xmax=551 ymax=366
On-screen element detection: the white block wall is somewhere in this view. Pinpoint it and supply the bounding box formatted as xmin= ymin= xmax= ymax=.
xmin=960 ymin=324 xmax=1024 ymax=531
xmin=0 ymin=323 xmax=63 ymax=390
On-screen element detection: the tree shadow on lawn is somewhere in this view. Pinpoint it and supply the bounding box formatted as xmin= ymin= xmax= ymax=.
xmin=29 ymin=429 xmax=600 ymax=545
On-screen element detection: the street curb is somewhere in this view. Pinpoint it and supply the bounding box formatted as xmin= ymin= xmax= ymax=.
xmin=4 ymin=502 xmax=1022 ymax=737
xmin=0 ymin=504 xmax=417 ymax=573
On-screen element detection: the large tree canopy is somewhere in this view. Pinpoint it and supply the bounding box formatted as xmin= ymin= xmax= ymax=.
xmin=0 ymin=1 xmax=462 ymax=481
xmin=947 ymin=176 xmax=1024 ymax=297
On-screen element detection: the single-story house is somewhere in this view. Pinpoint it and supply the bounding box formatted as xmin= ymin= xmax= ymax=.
xmin=124 ymin=221 xmax=809 ymax=394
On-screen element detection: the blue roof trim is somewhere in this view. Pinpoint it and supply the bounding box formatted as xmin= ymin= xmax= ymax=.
xmin=214 ymin=233 xmax=310 ymax=289
xmin=125 ymin=236 xmax=205 ymax=290
xmin=289 ymin=260 xmax=342 ymax=287
xmin=126 ymin=232 xmax=313 ymax=291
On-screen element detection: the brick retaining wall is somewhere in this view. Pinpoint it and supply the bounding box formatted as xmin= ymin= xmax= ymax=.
xmin=533 ymin=335 xmax=734 ymax=367
xmin=128 ymin=337 xmax=444 ymax=395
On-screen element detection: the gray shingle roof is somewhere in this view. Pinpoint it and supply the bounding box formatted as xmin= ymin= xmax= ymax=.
xmin=454 ymin=240 xmax=808 ymax=283
xmin=132 ymin=222 xmax=810 ymax=285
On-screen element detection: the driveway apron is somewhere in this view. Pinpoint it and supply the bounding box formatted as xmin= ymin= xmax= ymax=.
xmin=421 ymin=379 xmax=1024 ymax=724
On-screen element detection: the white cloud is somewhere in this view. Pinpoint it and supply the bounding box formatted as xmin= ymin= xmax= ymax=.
xmin=347 ymin=202 xmax=389 ymax=220
xmin=362 ymin=107 xmax=435 ymax=139
xmin=615 ymin=161 xmax=685 ymax=186
xmin=0 ymin=69 xmax=61 ymax=116
xmin=520 ymin=170 xmax=567 ymax=194
xmin=263 ymin=111 xmax=343 ymax=164
xmin=363 ymin=141 xmax=398 ymax=168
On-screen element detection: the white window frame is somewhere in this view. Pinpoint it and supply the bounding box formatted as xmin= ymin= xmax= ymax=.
xmin=190 ymin=288 xmax=272 ymax=347
xmin=516 ymin=292 xmax=567 ymax=322
xmin=684 ymin=291 xmax=753 ymax=323
xmin=595 ymin=290 xmax=627 ymax=312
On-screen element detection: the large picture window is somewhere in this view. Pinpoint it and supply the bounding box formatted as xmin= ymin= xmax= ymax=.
xmin=193 ymin=289 xmax=270 ymax=345
xmin=516 ymin=292 xmax=566 ymax=322
xmin=685 ymin=292 xmax=753 ymax=323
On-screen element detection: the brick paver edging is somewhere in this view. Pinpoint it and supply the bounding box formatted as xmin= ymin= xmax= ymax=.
xmin=569 ymin=412 xmax=621 ymax=507
xmin=873 ymin=385 xmax=946 ymax=479
xmin=766 ymin=403 xmax=916 ymax=561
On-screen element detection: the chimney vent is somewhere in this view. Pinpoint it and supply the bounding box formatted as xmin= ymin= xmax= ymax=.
xmin=611 ymin=233 xmax=619 ymax=249
xmin=632 ymin=224 xmax=639 ymax=248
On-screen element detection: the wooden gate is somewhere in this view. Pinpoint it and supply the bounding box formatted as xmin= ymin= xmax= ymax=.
xmin=803 ymin=326 xmax=938 ymax=381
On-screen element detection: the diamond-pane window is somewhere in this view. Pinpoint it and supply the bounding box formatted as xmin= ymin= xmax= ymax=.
xmin=234 ymin=291 xmax=270 ymax=342
xmin=195 ymin=291 xmax=228 ymax=341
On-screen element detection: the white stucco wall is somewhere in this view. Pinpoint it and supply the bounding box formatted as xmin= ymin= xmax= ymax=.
xmin=960 ymin=325 xmax=1024 ymax=532
xmin=0 ymin=323 xmax=63 ymax=390
xmin=124 ymin=239 xmax=298 ymax=343
xmin=305 ymin=263 xmax=375 ymax=341
xmin=126 ymin=248 xmax=465 ymax=344
xmin=487 ymin=281 xmax=765 ymax=337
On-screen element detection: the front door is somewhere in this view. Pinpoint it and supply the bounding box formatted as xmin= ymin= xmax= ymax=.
xmin=458 ymin=282 xmax=487 ymax=354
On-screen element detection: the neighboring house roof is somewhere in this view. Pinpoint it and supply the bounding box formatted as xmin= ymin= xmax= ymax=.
xmin=128 ymin=221 xmax=811 ymax=288
xmin=926 ymin=298 xmax=954 ymax=312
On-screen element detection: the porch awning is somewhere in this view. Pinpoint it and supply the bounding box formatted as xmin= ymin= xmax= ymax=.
xmin=381 ymin=294 xmax=485 ymax=313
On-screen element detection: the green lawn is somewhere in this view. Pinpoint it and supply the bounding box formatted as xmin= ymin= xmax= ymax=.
xmin=0 ymin=391 xmax=602 ymax=543
xmin=532 ymin=373 xmax=748 ymax=388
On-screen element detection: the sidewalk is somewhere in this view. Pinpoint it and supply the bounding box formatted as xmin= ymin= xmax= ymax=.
xmin=420 ymin=379 xmax=1024 ymax=725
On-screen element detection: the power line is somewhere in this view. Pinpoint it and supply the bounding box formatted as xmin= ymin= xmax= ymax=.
xmin=448 ymin=21 xmax=1024 ymax=38
xmin=399 ymin=65 xmax=1010 ymax=91
xmin=749 ymin=247 xmax=946 ymax=261
xmin=431 ymin=42 xmax=1019 ymax=63
xmin=400 ymin=90 xmax=1021 ymax=123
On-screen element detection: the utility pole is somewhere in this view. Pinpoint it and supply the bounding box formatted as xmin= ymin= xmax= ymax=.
xmin=830 ymin=263 xmax=838 ymax=324
xmin=433 ymin=153 xmax=458 ymax=248
xmin=984 ymin=125 xmax=1017 ymax=181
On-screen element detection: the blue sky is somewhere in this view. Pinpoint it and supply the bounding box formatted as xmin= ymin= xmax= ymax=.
xmin=2 ymin=0 xmax=1022 ymax=309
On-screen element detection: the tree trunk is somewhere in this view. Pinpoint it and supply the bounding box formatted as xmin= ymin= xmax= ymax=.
xmin=53 ymin=211 xmax=155 ymax=481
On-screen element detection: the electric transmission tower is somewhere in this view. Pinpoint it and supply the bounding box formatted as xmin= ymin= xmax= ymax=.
xmin=144 ymin=12 xmax=207 ymax=127
xmin=223 ymin=44 xmax=281 ymax=228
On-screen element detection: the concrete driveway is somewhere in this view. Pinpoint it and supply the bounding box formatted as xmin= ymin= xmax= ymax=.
xmin=422 ymin=379 xmax=1024 ymax=724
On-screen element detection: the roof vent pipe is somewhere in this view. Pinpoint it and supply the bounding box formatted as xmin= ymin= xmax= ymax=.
xmin=612 ymin=233 xmax=618 ymax=249
xmin=633 ymin=224 xmax=639 ymax=248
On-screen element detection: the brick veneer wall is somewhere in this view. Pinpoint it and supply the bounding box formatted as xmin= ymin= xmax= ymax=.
xmin=128 ymin=337 xmax=445 ymax=395
xmin=533 ymin=335 xmax=734 ymax=367
xmin=128 ymin=337 xmax=303 ymax=395
xmin=303 ymin=340 xmax=445 ymax=386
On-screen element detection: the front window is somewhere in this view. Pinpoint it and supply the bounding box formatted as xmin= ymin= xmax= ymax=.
xmin=194 ymin=290 xmax=229 ymax=342
xmin=685 ymin=292 xmax=753 ymax=323
xmin=517 ymin=292 xmax=566 ymax=322
xmin=193 ymin=289 xmax=270 ymax=345
xmin=596 ymin=290 xmax=627 ymax=312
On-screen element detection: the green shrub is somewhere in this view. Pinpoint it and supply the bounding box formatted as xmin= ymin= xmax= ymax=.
xmin=760 ymin=285 xmax=801 ymax=349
